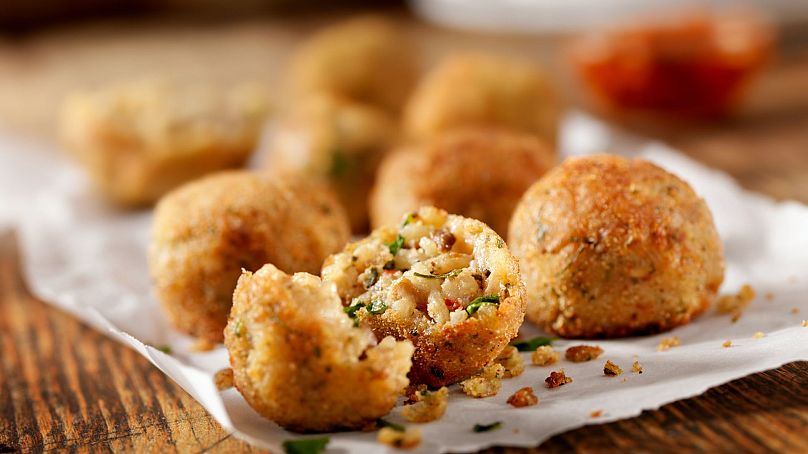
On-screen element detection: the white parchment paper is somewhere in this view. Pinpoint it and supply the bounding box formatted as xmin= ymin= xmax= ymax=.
xmin=2 ymin=113 xmax=807 ymax=453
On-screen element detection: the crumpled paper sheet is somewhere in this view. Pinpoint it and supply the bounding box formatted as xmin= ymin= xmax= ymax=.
xmin=2 ymin=113 xmax=808 ymax=453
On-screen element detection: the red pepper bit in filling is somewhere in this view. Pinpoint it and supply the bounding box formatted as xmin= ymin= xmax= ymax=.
xmin=444 ymin=298 xmax=462 ymax=312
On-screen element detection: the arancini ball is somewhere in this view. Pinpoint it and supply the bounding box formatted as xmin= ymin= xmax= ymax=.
xmin=288 ymin=16 xmax=417 ymax=113
xmin=403 ymin=53 xmax=561 ymax=144
xmin=60 ymin=79 xmax=268 ymax=206
xmin=508 ymin=154 xmax=725 ymax=338
xmin=149 ymin=171 xmax=350 ymax=342
xmin=369 ymin=128 xmax=555 ymax=236
xmin=265 ymin=93 xmax=398 ymax=232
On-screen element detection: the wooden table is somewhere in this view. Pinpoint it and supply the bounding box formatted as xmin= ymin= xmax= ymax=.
xmin=2 ymin=8 xmax=808 ymax=453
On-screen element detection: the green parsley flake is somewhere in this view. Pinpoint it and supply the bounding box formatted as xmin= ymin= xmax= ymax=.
xmin=282 ymin=436 xmax=330 ymax=454
xmin=473 ymin=421 xmax=502 ymax=433
xmin=154 ymin=344 xmax=172 ymax=355
xmin=413 ymin=269 xmax=462 ymax=280
xmin=368 ymin=300 xmax=388 ymax=315
xmin=465 ymin=295 xmax=500 ymax=316
xmin=387 ymin=235 xmax=405 ymax=256
xmin=377 ymin=418 xmax=406 ymax=432
xmin=511 ymin=336 xmax=558 ymax=352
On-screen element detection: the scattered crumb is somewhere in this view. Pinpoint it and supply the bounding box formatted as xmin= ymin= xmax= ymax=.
xmin=803 ymin=320 xmax=808 ymax=327
xmin=621 ymin=378 xmax=628 ymax=383
xmin=765 ymin=292 xmax=775 ymax=301
xmin=590 ymin=410 xmax=603 ymax=418
xmin=792 ymin=308 xmax=800 ymax=315
xmin=657 ymin=336 xmax=681 ymax=352
xmin=752 ymin=331 xmax=766 ymax=339
xmin=402 ymin=387 xmax=448 ymax=423
xmin=460 ymin=363 xmax=504 ymax=398
xmin=722 ymin=340 xmax=732 ymax=348
xmin=190 ymin=338 xmax=216 ymax=352
xmin=603 ymin=360 xmax=623 ymax=376
xmin=565 ymin=345 xmax=604 ymax=362
xmin=378 ymin=427 xmax=421 ymax=449
xmin=632 ymin=359 xmax=643 ymax=374
xmin=716 ymin=284 xmax=756 ymax=321
xmin=214 ymin=368 xmax=234 ymax=391
xmin=507 ymin=387 xmax=539 ymax=408
xmin=531 ymin=345 xmax=560 ymax=366
xmin=496 ymin=345 xmax=525 ymax=378
xmin=545 ymin=369 xmax=573 ymax=388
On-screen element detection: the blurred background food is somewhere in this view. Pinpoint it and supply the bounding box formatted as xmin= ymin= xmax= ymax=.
xmin=0 ymin=0 xmax=807 ymax=209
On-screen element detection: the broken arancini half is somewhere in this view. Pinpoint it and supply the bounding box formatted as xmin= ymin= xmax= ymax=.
xmin=321 ymin=206 xmax=526 ymax=387
xmin=224 ymin=264 xmax=413 ymax=433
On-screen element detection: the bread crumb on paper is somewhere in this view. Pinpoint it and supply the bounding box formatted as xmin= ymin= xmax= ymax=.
xmin=531 ymin=346 xmax=560 ymax=366
xmin=803 ymin=320 xmax=808 ymax=327
xmin=378 ymin=427 xmax=421 ymax=449
xmin=401 ymin=387 xmax=448 ymax=423
xmin=507 ymin=387 xmax=539 ymax=408
xmin=496 ymin=345 xmax=525 ymax=378
xmin=791 ymin=308 xmax=800 ymax=315
xmin=214 ymin=368 xmax=234 ymax=391
xmin=603 ymin=360 xmax=623 ymax=376
xmin=190 ymin=338 xmax=216 ymax=352
xmin=565 ymin=345 xmax=604 ymax=362
xmin=722 ymin=340 xmax=732 ymax=348
xmin=590 ymin=410 xmax=603 ymax=418
xmin=460 ymin=363 xmax=504 ymax=398
xmin=716 ymin=284 xmax=756 ymax=321
xmin=632 ymin=359 xmax=643 ymax=374
xmin=752 ymin=331 xmax=766 ymax=339
xmin=545 ymin=369 xmax=573 ymax=388
xmin=765 ymin=292 xmax=775 ymax=301
xmin=657 ymin=336 xmax=680 ymax=352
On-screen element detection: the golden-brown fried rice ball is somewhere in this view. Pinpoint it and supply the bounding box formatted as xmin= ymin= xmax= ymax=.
xmin=60 ymin=79 xmax=268 ymax=206
xmin=508 ymin=154 xmax=725 ymax=338
xmin=225 ymin=264 xmax=414 ymax=432
xmin=322 ymin=206 xmax=526 ymax=387
xmin=403 ymin=53 xmax=561 ymax=144
xmin=149 ymin=171 xmax=350 ymax=342
xmin=266 ymin=93 xmax=398 ymax=232
xmin=370 ymin=128 xmax=555 ymax=236
xmin=288 ymin=16 xmax=417 ymax=113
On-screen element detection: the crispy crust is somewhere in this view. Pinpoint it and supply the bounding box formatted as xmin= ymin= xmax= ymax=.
xmin=60 ymin=79 xmax=268 ymax=206
xmin=266 ymin=93 xmax=398 ymax=232
xmin=403 ymin=53 xmax=561 ymax=144
xmin=224 ymin=264 xmax=413 ymax=432
xmin=288 ymin=16 xmax=417 ymax=113
xmin=508 ymin=154 xmax=725 ymax=338
xmin=369 ymin=128 xmax=555 ymax=236
xmin=322 ymin=206 xmax=527 ymax=387
xmin=149 ymin=171 xmax=350 ymax=342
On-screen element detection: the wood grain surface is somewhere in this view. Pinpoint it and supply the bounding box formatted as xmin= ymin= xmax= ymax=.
xmin=1 ymin=8 xmax=808 ymax=453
